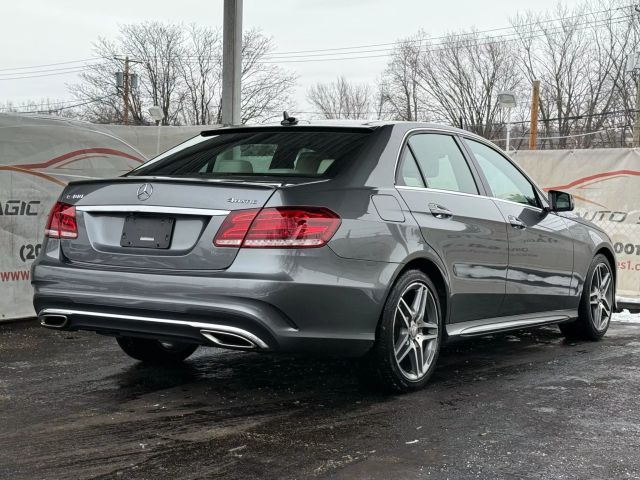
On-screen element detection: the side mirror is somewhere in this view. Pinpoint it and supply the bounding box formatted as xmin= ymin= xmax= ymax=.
xmin=548 ymin=190 xmax=574 ymax=212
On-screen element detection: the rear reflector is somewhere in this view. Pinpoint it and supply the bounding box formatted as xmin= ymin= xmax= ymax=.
xmin=45 ymin=202 xmax=78 ymax=239
xmin=214 ymin=207 xmax=340 ymax=248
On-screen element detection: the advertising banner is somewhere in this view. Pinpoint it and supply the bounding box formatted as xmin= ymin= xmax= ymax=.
xmin=0 ymin=114 xmax=202 ymax=321
xmin=513 ymin=148 xmax=640 ymax=305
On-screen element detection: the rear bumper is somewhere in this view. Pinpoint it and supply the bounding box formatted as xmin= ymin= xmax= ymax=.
xmin=38 ymin=308 xmax=271 ymax=350
xmin=32 ymin=248 xmax=399 ymax=357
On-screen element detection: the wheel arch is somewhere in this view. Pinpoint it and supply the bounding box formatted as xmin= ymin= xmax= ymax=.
xmin=389 ymin=255 xmax=451 ymax=326
xmin=595 ymin=245 xmax=617 ymax=309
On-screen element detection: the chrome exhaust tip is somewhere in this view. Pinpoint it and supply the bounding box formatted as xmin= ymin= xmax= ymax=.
xmin=201 ymin=330 xmax=257 ymax=350
xmin=39 ymin=314 xmax=69 ymax=329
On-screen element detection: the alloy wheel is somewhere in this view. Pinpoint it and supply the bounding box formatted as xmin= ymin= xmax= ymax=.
xmin=393 ymin=282 xmax=439 ymax=381
xmin=589 ymin=263 xmax=613 ymax=331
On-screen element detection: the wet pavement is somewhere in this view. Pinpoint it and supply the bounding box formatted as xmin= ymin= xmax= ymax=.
xmin=1 ymin=320 xmax=640 ymax=480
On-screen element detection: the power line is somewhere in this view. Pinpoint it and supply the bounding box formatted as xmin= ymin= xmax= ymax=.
xmin=175 ymin=13 xmax=636 ymax=63
xmin=1 ymin=3 xmax=630 ymax=75
xmin=0 ymin=95 xmax=117 ymax=114
xmin=169 ymin=14 xmax=634 ymax=67
xmin=259 ymin=14 xmax=635 ymax=60
xmin=254 ymin=15 xmax=634 ymax=63
xmin=5 ymin=11 xmax=627 ymax=79
xmin=0 ymin=97 xmax=85 ymax=112
xmin=0 ymin=68 xmax=93 ymax=81
xmin=0 ymin=63 xmax=107 ymax=77
xmin=265 ymin=4 xmax=634 ymax=56
xmin=0 ymin=57 xmax=105 ymax=73
xmin=499 ymin=125 xmax=629 ymax=142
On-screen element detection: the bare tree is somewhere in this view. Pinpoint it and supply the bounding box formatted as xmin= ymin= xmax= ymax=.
xmin=378 ymin=31 xmax=521 ymax=135
xmin=238 ymin=29 xmax=298 ymax=125
xmin=379 ymin=34 xmax=425 ymax=121
xmin=69 ymin=23 xmax=184 ymax=126
xmin=372 ymin=78 xmax=390 ymax=120
xmin=179 ymin=24 xmax=222 ymax=125
xmin=307 ymin=76 xmax=372 ymax=119
xmin=68 ymin=38 xmax=141 ymax=125
xmin=375 ymin=0 xmax=639 ymax=148
xmin=512 ymin=1 xmax=637 ymax=147
xmin=70 ymin=24 xmax=296 ymax=126
xmin=119 ymin=22 xmax=186 ymax=125
xmin=416 ymin=32 xmax=522 ymax=139
xmin=179 ymin=28 xmax=298 ymax=125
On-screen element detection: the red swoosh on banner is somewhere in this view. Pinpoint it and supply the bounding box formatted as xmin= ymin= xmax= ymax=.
xmin=18 ymin=148 xmax=143 ymax=169
xmin=569 ymin=193 xmax=608 ymax=209
xmin=1 ymin=148 xmax=145 ymax=186
xmin=0 ymin=166 xmax=67 ymax=186
xmin=544 ymin=169 xmax=640 ymax=191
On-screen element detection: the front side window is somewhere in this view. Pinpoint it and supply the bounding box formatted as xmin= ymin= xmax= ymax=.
xmin=464 ymin=139 xmax=539 ymax=207
xmin=407 ymin=134 xmax=478 ymax=195
xmin=128 ymin=129 xmax=372 ymax=178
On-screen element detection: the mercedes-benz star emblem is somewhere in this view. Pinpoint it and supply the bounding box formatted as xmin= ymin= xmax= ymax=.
xmin=137 ymin=183 xmax=153 ymax=201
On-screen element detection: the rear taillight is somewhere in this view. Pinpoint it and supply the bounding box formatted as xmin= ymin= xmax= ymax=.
xmin=214 ymin=207 xmax=340 ymax=248
xmin=213 ymin=209 xmax=260 ymax=247
xmin=45 ymin=202 xmax=78 ymax=239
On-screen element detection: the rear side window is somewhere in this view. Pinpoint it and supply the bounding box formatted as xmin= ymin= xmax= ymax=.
xmin=128 ymin=130 xmax=372 ymax=178
xmin=398 ymin=133 xmax=478 ymax=195
xmin=398 ymin=148 xmax=426 ymax=187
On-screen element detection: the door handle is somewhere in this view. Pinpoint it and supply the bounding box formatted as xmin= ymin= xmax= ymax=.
xmin=508 ymin=215 xmax=526 ymax=229
xmin=429 ymin=203 xmax=453 ymax=219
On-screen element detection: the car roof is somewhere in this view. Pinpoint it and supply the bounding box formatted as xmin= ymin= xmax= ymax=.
xmin=200 ymin=120 xmax=483 ymax=141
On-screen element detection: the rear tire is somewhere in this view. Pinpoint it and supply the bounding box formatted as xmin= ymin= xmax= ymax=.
xmin=559 ymin=254 xmax=614 ymax=341
xmin=359 ymin=270 xmax=443 ymax=393
xmin=116 ymin=337 xmax=198 ymax=364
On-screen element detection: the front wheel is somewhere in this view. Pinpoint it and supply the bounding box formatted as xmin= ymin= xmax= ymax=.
xmin=116 ymin=337 xmax=198 ymax=364
xmin=560 ymin=254 xmax=614 ymax=341
xmin=360 ymin=270 xmax=443 ymax=393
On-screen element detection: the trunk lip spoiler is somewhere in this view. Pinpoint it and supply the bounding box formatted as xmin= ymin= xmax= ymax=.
xmin=68 ymin=176 xmax=283 ymax=189
xmin=75 ymin=205 xmax=230 ymax=216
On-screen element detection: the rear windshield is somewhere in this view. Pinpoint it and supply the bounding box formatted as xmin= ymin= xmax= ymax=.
xmin=128 ymin=129 xmax=373 ymax=178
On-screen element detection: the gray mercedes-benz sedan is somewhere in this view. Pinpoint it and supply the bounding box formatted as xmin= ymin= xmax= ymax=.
xmin=32 ymin=122 xmax=617 ymax=392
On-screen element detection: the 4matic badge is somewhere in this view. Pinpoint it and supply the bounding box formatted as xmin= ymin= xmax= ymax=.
xmin=227 ymin=197 xmax=258 ymax=205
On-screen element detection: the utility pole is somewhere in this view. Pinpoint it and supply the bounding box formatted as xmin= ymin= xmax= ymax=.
xmin=635 ymin=74 xmax=640 ymax=147
xmin=529 ymin=80 xmax=540 ymax=150
xmin=115 ymin=56 xmax=140 ymax=125
xmin=629 ymin=55 xmax=640 ymax=147
xmin=123 ymin=56 xmax=130 ymax=125
xmin=221 ymin=0 xmax=243 ymax=126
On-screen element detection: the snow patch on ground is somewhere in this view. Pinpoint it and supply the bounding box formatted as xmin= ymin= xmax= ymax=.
xmin=613 ymin=310 xmax=640 ymax=324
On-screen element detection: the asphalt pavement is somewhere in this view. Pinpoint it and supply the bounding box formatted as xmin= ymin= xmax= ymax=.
xmin=1 ymin=320 xmax=640 ymax=480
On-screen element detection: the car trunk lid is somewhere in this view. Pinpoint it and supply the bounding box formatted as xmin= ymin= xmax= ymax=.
xmin=59 ymin=178 xmax=277 ymax=271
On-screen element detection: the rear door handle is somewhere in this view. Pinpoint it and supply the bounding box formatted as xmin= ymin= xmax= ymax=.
xmin=429 ymin=203 xmax=453 ymax=219
xmin=508 ymin=215 xmax=526 ymax=229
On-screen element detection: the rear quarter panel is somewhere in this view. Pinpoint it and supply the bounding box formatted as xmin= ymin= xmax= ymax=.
xmin=267 ymin=124 xmax=452 ymax=320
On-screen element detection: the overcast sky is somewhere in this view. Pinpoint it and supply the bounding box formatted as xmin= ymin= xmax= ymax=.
xmin=1 ymin=0 xmax=566 ymax=111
